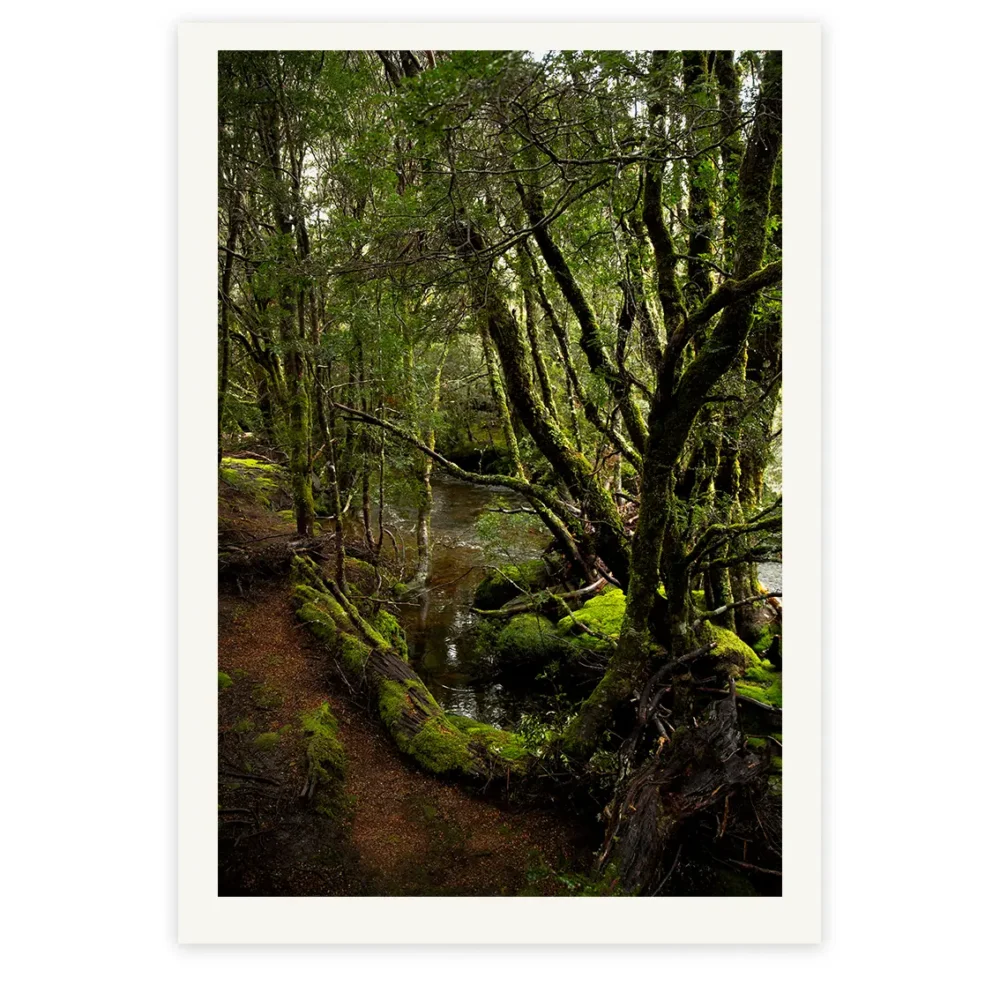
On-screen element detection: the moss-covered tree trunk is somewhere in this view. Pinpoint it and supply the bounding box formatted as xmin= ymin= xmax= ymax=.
xmin=254 ymin=67 xmax=315 ymax=535
xmin=412 ymin=347 xmax=445 ymax=587
xmin=519 ymin=181 xmax=648 ymax=457
xmin=564 ymin=50 xmax=783 ymax=760
xmin=481 ymin=285 xmax=631 ymax=586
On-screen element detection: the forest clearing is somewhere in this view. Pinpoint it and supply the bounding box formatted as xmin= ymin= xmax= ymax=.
xmin=217 ymin=47 xmax=784 ymax=896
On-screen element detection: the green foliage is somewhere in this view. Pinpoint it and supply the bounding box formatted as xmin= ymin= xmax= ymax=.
xmin=522 ymin=853 xmax=635 ymax=897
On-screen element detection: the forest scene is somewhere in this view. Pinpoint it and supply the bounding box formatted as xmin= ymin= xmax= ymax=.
xmin=217 ymin=47 xmax=783 ymax=897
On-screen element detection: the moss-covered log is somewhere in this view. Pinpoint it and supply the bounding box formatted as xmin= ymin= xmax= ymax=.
xmin=291 ymin=557 xmax=530 ymax=781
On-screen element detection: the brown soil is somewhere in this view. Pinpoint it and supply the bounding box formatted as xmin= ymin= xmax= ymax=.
xmin=217 ymin=490 xmax=590 ymax=896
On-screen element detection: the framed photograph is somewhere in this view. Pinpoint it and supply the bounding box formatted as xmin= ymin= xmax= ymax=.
xmin=179 ymin=21 xmax=821 ymax=943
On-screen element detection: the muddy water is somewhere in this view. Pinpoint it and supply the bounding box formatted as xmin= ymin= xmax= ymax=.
xmin=384 ymin=476 xmax=548 ymax=728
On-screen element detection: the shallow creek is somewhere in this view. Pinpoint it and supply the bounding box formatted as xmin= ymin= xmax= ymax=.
xmin=383 ymin=476 xmax=782 ymax=728
xmin=385 ymin=476 xmax=548 ymax=728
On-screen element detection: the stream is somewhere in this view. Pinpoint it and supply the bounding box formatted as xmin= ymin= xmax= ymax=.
xmin=383 ymin=476 xmax=782 ymax=728
xmin=386 ymin=476 xmax=548 ymax=728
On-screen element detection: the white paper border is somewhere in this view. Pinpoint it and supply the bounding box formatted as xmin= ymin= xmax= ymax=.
xmin=179 ymin=21 xmax=821 ymax=944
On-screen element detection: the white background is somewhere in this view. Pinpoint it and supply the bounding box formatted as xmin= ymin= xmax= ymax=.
xmin=3 ymin=0 xmax=996 ymax=995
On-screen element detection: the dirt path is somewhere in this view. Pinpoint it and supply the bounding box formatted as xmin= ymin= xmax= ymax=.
xmin=218 ymin=562 xmax=587 ymax=896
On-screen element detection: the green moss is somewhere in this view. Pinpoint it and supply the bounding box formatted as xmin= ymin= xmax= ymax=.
xmin=253 ymin=731 xmax=280 ymax=750
xmin=301 ymin=703 xmax=347 ymax=786
xmin=218 ymin=671 xmax=233 ymax=691
xmin=220 ymin=457 xmax=286 ymax=507
xmin=251 ymin=683 xmax=283 ymax=709
xmin=377 ymin=678 xmax=424 ymax=730
xmin=290 ymin=558 xmax=527 ymax=780
xmin=293 ymin=584 xmax=374 ymax=679
xmin=473 ymin=559 xmax=549 ymax=610
xmin=373 ymin=608 xmax=408 ymax=658
xmin=446 ymin=714 xmax=530 ymax=764
xmin=748 ymin=621 xmax=781 ymax=657
xmin=223 ymin=457 xmax=281 ymax=472
xmin=496 ymin=613 xmax=563 ymax=669
xmin=409 ymin=719 xmax=478 ymax=774
xmin=446 ymin=713 xmax=486 ymax=734
xmin=735 ymin=661 xmax=783 ymax=708
xmin=556 ymin=587 xmax=626 ymax=650
xmin=697 ymin=620 xmax=762 ymax=677
xmin=277 ymin=509 xmax=295 ymax=522
xmin=344 ymin=556 xmax=378 ymax=593
xmin=232 ymin=716 xmax=253 ymax=734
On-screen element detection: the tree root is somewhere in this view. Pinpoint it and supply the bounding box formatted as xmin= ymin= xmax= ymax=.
xmin=602 ymin=692 xmax=770 ymax=893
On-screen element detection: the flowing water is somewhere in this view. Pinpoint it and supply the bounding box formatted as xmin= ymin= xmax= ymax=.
xmin=384 ymin=476 xmax=781 ymax=727
xmin=385 ymin=476 xmax=548 ymax=728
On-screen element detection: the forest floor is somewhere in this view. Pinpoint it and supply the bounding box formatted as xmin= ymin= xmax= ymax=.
xmin=218 ymin=493 xmax=590 ymax=896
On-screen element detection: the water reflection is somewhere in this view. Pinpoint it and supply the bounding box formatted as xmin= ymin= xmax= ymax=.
xmin=384 ymin=477 xmax=782 ymax=727
xmin=385 ymin=476 xmax=547 ymax=728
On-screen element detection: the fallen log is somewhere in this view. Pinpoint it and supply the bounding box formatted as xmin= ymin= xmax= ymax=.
xmin=219 ymin=535 xmax=324 ymax=585
xmin=471 ymin=578 xmax=607 ymax=619
xmin=291 ymin=556 xmax=531 ymax=781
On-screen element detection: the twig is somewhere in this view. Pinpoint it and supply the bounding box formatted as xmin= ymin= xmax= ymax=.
xmin=696 ymin=591 xmax=782 ymax=621
xmin=652 ymin=844 xmax=683 ymax=896
xmin=219 ymin=770 xmax=281 ymax=785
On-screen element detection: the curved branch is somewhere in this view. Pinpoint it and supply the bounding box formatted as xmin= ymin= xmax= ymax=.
xmin=332 ymin=402 xmax=571 ymax=515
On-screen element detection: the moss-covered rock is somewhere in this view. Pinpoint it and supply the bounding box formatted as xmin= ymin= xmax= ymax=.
xmin=735 ymin=661 xmax=783 ymax=708
xmin=746 ymin=620 xmax=782 ymax=661
xmin=696 ymin=620 xmax=762 ymax=677
xmin=556 ymin=587 xmax=626 ymax=652
xmin=253 ymin=731 xmax=281 ymax=750
xmin=496 ymin=613 xmax=563 ymax=669
xmin=473 ymin=559 xmax=550 ymax=610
